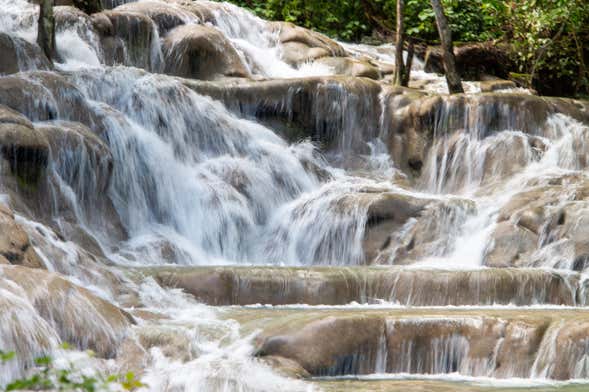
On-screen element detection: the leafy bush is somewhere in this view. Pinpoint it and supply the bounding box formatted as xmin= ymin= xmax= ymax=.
xmin=0 ymin=349 xmax=144 ymax=392
xmin=506 ymin=0 xmax=589 ymax=95
xmin=226 ymin=0 xmax=504 ymax=42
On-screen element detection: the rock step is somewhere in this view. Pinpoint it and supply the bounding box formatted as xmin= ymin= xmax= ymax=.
xmin=223 ymin=307 xmax=589 ymax=380
xmin=132 ymin=266 xmax=584 ymax=307
xmin=314 ymin=378 xmax=583 ymax=392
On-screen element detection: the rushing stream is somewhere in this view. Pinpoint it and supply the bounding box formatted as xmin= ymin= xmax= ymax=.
xmin=1 ymin=0 xmax=589 ymax=391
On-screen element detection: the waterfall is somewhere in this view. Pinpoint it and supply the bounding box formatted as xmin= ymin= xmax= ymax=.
xmin=1 ymin=0 xmax=589 ymax=390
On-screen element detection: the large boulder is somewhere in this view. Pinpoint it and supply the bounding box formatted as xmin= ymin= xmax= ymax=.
xmin=116 ymin=2 xmax=197 ymax=35
xmin=0 ymin=265 xmax=133 ymax=359
xmin=370 ymin=196 xmax=476 ymax=265
xmin=485 ymin=220 xmax=538 ymax=268
xmin=0 ymin=33 xmax=52 ymax=75
xmin=362 ymin=190 xmax=435 ymax=262
xmin=162 ymin=24 xmax=249 ymax=80
xmin=0 ymin=71 xmax=97 ymax=125
xmin=273 ymin=22 xmax=346 ymax=67
xmin=93 ymin=10 xmax=158 ymax=69
xmin=484 ymin=174 xmax=589 ymax=270
xmin=0 ymin=204 xmax=44 ymax=268
xmin=256 ymin=315 xmax=384 ymax=376
xmin=314 ymin=56 xmax=380 ymax=80
xmin=55 ymin=5 xmax=91 ymax=27
xmin=0 ymin=105 xmax=50 ymax=186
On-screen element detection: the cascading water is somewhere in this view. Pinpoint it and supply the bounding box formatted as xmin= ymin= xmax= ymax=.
xmin=203 ymin=1 xmax=333 ymax=78
xmin=2 ymin=0 xmax=589 ymax=391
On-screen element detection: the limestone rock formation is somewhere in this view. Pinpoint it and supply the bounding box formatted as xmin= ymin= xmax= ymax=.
xmin=255 ymin=309 xmax=589 ymax=379
xmin=149 ymin=266 xmax=579 ymax=306
xmin=163 ymin=24 xmax=250 ymax=80
xmin=314 ymin=56 xmax=380 ymax=79
xmin=485 ymin=174 xmax=589 ymax=270
xmin=0 ymin=33 xmax=52 ymax=75
xmin=116 ymin=1 xmax=196 ymax=35
xmin=94 ymin=10 xmax=158 ymax=69
xmin=257 ymin=315 xmax=384 ymax=376
xmin=188 ymin=76 xmax=385 ymax=153
xmin=273 ymin=22 xmax=346 ymax=66
xmin=0 ymin=265 xmax=133 ymax=358
xmin=0 ymin=105 xmax=50 ymax=186
xmin=0 ymin=204 xmax=43 ymax=268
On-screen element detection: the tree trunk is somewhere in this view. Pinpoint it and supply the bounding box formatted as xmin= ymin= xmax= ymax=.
xmin=72 ymin=0 xmax=103 ymax=15
xmin=430 ymin=0 xmax=463 ymax=94
xmin=393 ymin=0 xmax=405 ymax=86
xmin=37 ymin=0 xmax=57 ymax=61
xmin=402 ymin=38 xmax=414 ymax=86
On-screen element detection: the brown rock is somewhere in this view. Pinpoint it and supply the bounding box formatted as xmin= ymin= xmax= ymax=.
xmin=0 ymin=33 xmax=51 ymax=75
xmin=0 ymin=265 xmax=133 ymax=358
xmin=0 ymin=204 xmax=44 ymax=268
xmin=163 ymin=24 xmax=249 ymax=80
xmin=0 ymin=105 xmax=50 ymax=186
xmin=273 ymin=22 xmax=345 ymax=67
xmin=314 ymin=57 xmax=380 ymax=80
xmin=257 ymin=315 xmax=384 ymax=375
xmin=117 ymin=2 xmax=195 ymax=34
xmin=484 ymin=221 xmax=538 ymax=267
xmin=97 ymin=10 xmax=158 ymax=69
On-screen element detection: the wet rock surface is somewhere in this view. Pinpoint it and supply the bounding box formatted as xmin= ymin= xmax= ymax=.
xmin=2 ymin=0 xmax=589 ymax=390
xmin=0 ymin=204 xmax=44 ymax=268
xmin=274 ymin=21 xmax=346 ymax=67
xmin=144 ymin=266 xmax=580 ymax=306
xmin=0 ymin=265 xmax=133 ymax=358
xmin=244 ymin=308 xmax=589 ymax=379
xmin=0 ymin=105 xmax=50 ymax=187
xmin=163 ymin=24 xmax=250 ymax=80
xmin=0 ymin=33 xmax=52 ymax=75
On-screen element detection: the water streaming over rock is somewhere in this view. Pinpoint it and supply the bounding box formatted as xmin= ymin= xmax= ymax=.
xmin=1 ymin=0 xmax=589 ymax=391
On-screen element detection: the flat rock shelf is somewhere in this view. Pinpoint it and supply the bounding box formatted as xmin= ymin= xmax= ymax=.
xmin=0 ymin=0 xmax=589 ymax=390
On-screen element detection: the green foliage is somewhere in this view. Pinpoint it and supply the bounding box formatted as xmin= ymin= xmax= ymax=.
xmin=225 ymin=0 xmax=504 ymax=42
xmin=0 ymin=351 xmax=16 ymax=363
xmin=507 ymin=0 xmax=589 ymax=95
xmin=404 ymin=0 xmax=505 ymax=42
xmin=232 ymin=0 xmax=370 ymax=41
xmin=223 ymin=0 xmax=589 ymax=96
xmin=1 ymin=349 xmax=145 ymax=392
